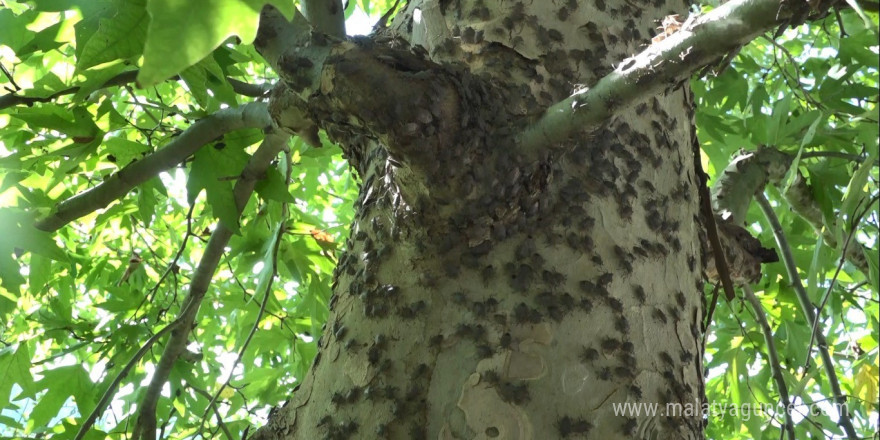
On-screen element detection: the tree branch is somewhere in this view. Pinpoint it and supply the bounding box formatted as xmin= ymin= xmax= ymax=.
xmin=800 ymin=150 xmax=880 ymax=165
xmin=742 ymin=285 xmax=797 ymax=440
xmin=130 ymin=132 xmax=290 ymax=440
xmin=755 ymin=193 xmax=859 ymax=440
xmin=783 ymin=171 xmax=871 ymax=274
xmin=197 ymin=150 xmax=292 ymax=437
xmin=255 ymin=5 xmax=461 ymax=171
xmin=712 ymin=146 xmax=793 ymax=225
xmin=712 ymin=146 xmax=871 ymax=275
xmin=515 ymin=0 xmax=831 ymax=152
xmin=188 ymin=383 xmax=235 ymax=440
xmin=0 ymin=70 xmax=271 ymax=110
xmin=34 ymin=102 xmax=272 ymax=231
xmin=301 ymin=0 xmax=346 ymax=38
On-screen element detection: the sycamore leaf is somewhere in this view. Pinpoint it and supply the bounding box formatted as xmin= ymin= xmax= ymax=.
xmin=840 ymin=146 xmax=879 ymax=223
xmin=103 ymin=137 xmax=152 ymax=166
xmin=0 ymin=209 xmax=69 ymax=262
xmin=21 ymin=72 xmax=68 ymax=99
xmin=0 ymin=344 xmax=36 ymax=402
xmin=11 ymin=105 xmax=100 ymax=139
xmin=0 ymin=251 xmax=26 ymax=296
xmin=76 ymin=0 xmax=149 ymax=70
xmin=0 ymin=8 xmax=33 ymax=52
xmin=138 ymin=0 xmax=294 ymax=87
xmin=186 ymin=144 xmax=250 ymax=234
xmin=253 ymin=222 xmax=282 ymax=300
xmin=15 ymin=21 xmax=65 ymax=57
xmin=255 ymin=167 xmax=295 ymax=203
xmin=309 ymin=228 xmax=337 ymax=252
xmin=854 ymin=361 xmax=879 ymax=411
xmin=29 ymin=365 xmax=96 ymax=428
xmin=72 ymin=63 xmax=130 ymax=102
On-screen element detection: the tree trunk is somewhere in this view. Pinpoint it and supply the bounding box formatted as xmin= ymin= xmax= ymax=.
xmin=254 ymin=0 xmax=705 ymax=438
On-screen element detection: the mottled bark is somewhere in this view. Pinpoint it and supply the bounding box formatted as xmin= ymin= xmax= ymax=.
xmin=254 ymin=0 xmax=706 ymax=438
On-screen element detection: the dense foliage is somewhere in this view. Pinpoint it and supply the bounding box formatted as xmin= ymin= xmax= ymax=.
xmin=694 ymin=8 xmax=878 ymax=438
xmin=0 ymin=0 xmax=876 ymax=439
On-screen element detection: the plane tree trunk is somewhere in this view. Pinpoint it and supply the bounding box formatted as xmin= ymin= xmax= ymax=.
xmin=253 ymin=0 xmax=706 ymax=438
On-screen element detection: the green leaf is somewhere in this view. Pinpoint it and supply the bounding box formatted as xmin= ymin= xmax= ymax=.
xmin=137 ymin=177 xmax=163 ymax=227
xmin=254 ymin=222 xmax=283 ymax=299
xmin=0 ymin=209 xmax=69 ymax=262
xmin=12 ymin=105 xmax=97 ymax=139
xmin=0 ymin=343 xmax=36 ymax=401
xmin=103 ymin=137 xmax=152 ymax=166
xmin=72 ymin=0 xmax=120 ymax=58
xmin=840 ymin=146 xmax=879 ymax=224
xmin=186 ymin=144 xmax=250 ymax=234
xmin=179 ymin=63 xmax=211 ymax=108
xmin=0 ymin=250 xmax=26 ymax=295
xmin=0 ymin=8 xmax=33 ymax=52
xmin=29 ymin=365 xmax=96 ymax=428
xmin=806 ymin=235 xmax=823 ymax=302
xmin=72 ymin=64 xmax=130 ymax=102
xmin=780 ymin=111 xmax=823 ymax=193
xmin=138 ymin=0 xmax=295 ymax=87
xmin=255 ymin=167 xmax=295 ymax=203
xmin=76 ymin=0 xmax=149 ymax=70
xmin=15 ymin=21 xmax=65 ymax=57
xmin=767 ymin=93 xmax=791 ymax=145
xmin=95 ymin=290 xmax=141 ymax=313
xmin=28 ymin=254 xmax=53 ymax=295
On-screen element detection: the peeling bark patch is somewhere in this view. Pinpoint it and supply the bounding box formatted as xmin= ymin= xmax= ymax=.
xmin=458 ymin=372 xmax=534 ymax=438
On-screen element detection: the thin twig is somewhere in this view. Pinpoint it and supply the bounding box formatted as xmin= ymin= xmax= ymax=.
xmin=134 ymin=204 xmax=197 ymax=321
xmin=0 ymin=70 xmax=271 ymax=110
xmin=806 ymin=195 xmax=878 ymax=366
xmin=742 ymin=285 xmax=797 ymax=440
xmin=129 ymin=133 xmax=289 ymax=440
xmin=73 ymin=299 xmax=196 ymax=440
xmin=188 ymin=383 xmax=235 ymax=440
xmin=755 ymin=193 xmax=858 ymax=440
xmin=1 ymin=62 xmax=21 ymax=91
xmin=197 ymin=150 xmax=293 ymax=438
xmin=801 ymin=150 xmax=879 ymax=165
xmin=762 ymin=36 xmax=825 ymax=110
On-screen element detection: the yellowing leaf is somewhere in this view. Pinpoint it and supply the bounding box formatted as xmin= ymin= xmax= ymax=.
xmin=220 ymin=386 xmax=235 ymax=399
xmin=309 ymin=229 xmax=334 ymax=245
xmin=853 ymin=361 xmax=878 ymax=412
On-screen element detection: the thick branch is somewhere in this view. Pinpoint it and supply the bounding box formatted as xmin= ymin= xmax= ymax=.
xmin=255 ymin=6 xmax=330 ymax=85
xmin=516 ymin=0 xmax=825 ymax=152
xmin=301 ymin=0 xmax=346 ymax=38
xmin=131 ymin=132 xmax=290 ymax=440
xmin=713 ymin=146 xmax=870 ymax=274
xmin=34 ymin=102 xmax=272 ymax=231
xmin=0 ymin=70 xmax=270 ymax=110
xmin=712 ymin=146 xmax=793 ymax=224
xmin=255 ymin=5 xmax=460 ymax=169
